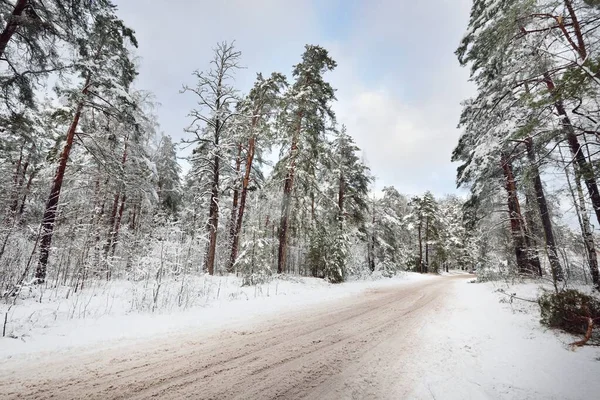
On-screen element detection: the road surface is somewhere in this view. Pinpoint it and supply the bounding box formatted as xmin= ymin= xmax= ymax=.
xmin=0 ymin=275 xmax=467 ymax=399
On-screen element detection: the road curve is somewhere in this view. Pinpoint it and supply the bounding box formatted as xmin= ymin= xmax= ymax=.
xmin=0 ymin=275 xmax=467 ymax=399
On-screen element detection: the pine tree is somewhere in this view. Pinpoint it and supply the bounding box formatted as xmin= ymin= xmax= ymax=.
xmin=276 ymin=45 xmax=336 ymax=274
xmin=155 ymin=135 xmax=182 ymax=216
xmin=227 ymin=72 xmax=286 ymax=272
xmin=35 ymin=10 xmax=137 ymax=283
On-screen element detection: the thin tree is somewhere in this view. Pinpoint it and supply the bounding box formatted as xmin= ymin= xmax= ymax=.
xmin=524 ymin=137 xmax=564 ymax=282
xmin=182 ymin=42 xmax=241 ymax=275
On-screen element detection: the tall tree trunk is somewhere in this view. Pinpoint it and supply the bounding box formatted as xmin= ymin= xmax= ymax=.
xmin=501 ymin=154 xmax=538 ymax=275
xmin=523 ymin=190 xmax=543 ymax=276
xmin=563 ymin=0 xmax=587 ymax=60
xmin=226 ymin=144 xmax=242 ymax=273
xmin=417 ymin=219 xmax=423 ymax=273
xmin=128 ymin=202 xmax=137 ymax=231
xmin=0 ymin=0 xmax=27 ymax=60
xmin=110 ymin=194 xmax=126 ymax=257
xmin=229 ymin=132 xmax=257 ymax=271
xmin=104 ymin=192 xmax=120 ymax=257
xmin=35 ymin=99 xmax=86 ymax=283
xmin=204 ymin=155 xmax=220 ymax=276
xmin=575 ymin=170 xmax=600 ymax=290
xmin=425 ymin=216 xmax=429 ymax=273
xmin=6 ymin=145 xmax=24 ymax=221
xmin=104 ymin=138 xmax=129 ymax=259
xmin=562 ymin=142 xmax=600 ymax=290
xmin=11 ymin=158 xmax=29 ymax=215
xmin=525 ymin=138 xmax=564 ymax=282
xmin=204 ymin=130 xmax=220 ymax=275
xmin=18 ymin=168 xmax=35 ymax=217
xmin=544 ymin=74 xmax=600 ymax=226
xmin=367 ymin=197 xmax=376 ymax=272
xmin=277 ymin=113 xmax=302 ymax=274
xmin=338 ymin=171 xmax=345 ymax=228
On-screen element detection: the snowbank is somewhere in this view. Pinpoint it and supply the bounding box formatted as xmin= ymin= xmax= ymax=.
xmin=409 ymin=278 xmax=600 ymax=399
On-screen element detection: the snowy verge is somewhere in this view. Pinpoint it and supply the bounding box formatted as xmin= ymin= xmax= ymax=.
xmin=0 ymin=272 xmax=435 ymax=361
xmin=409 ymin=278 xmax=600 ymax=400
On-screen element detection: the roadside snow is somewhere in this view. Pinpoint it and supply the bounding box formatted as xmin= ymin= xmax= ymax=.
xmin=0 ymin=272 xmax=434 ymax=360
xmin=409 ymin=278 xmax=600 ymax=400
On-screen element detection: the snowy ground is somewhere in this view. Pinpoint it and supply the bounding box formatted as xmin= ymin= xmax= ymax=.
xmin=0 ymin=271 xmax=433 ymax=360
xmin=409 ymin=277 xmax=600 ymax=399
xmin=2 ymin=272 xmax=599 ymax=399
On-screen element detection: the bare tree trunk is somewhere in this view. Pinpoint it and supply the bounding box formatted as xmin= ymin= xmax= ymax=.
xmin=544 ymin=75 xmax=600 ymax=226
xmin=226 ymin=144 xmax=242 ymax=273
xmin=417 ymin=219 xmax=423 ymax=273
xmin=338 ymin=170 xmax=345 ymax=228
xmin=104 ymin=138 xmax=129 ymax=259
xmin=229 ymin=133 xmax=257 ymax=271
xmin=563 ymin=0 xmax=587 ymax=60
xmin=278 ymin=114 xmax=302 ymax=274
xmin=6 ymin=146 xmax=24 ymax=222
xmin=0 ymin=0 xmax=27 ymax=60
xmin=525 ymin=137 xmax=564 ymax=282
xmin=110 ymin=194 xmax=126 ymax=257
xmin=11 ymin=157 xmax=29 ymax=215
xmin=425 ymin=216 xmax=429 ymax=273
xmin=523 ymin=190 xmax=543 ymax=276
xmin=104 ymin=192 xmax=120 ymax=256
xmin=501 ymin=154 xmax=538 ymax=275
xmin=204 ymin=136 xmax=220 ymax=276
xmin=563 ymin=143 xmax=600 ymax=291
xmin=36 ymin=98 xmax=86 ymax=283
xmin=575 ymin=172 xmax=600 ymax=290
xmin=367 ymin=197 xmax=376 ymax=272
xmin=18 ymin=168 xmax=35 ymax=217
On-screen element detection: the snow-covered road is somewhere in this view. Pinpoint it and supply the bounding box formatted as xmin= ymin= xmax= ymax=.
xmin=0 ymin=276 xmax=459 ymax=399
xmin=1 ymin=274 xmax=599 ymax=399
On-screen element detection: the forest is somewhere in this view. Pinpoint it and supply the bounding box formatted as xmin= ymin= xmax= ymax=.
xmin=1 ymin=0 xmax=600 ymax=310
xmin=0 ymin=0 xmax=474 ymax=301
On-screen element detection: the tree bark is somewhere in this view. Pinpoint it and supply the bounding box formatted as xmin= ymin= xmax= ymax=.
xmin=425 ymin=216 xmax=429 ymax=273
xmin=18 ymin=168 xmax=35 ymax=217
xmin=338 ymin=170 xmax=345 ymax=228
xmin=417 ymin=219 xmax=423 ymax=273
xmin=229 ymin=131 xmax=257 ymax=271
xmin=523 ymin=190 xmax=543 ymax=276
xmin=110 ymin=194 xmax=126 ymax=257
xmin=525 ymin=137 xmax=564 ymax=282
xmin=0 ymin=0 xmax=27 ymax=60
xmin=104 ymin=192 xmax=120 ymax=257
xmin=544 ymin=74 xmax=600 ymax=226
xmin=501 ymin=154 xmax=539 ymax=275
xmin=104 ymin=138 xmax=129 ymax=259
xmin=204 ymin=154 xmax=220 ymax=276
xmin=563 ymin=0 xmax=587 ymax=60
xmin=11 ymin=158 xmax=29 ymax=214
xmin=277 ymin=113 xmax=302 ymax=274
xmin=226 ymin=143 xmax=242 ymax=273
xmin=35 ymin=98 xmax=86 ymax=283
xmin=203 ymin=116 xmax=221 ymax=276
xmin=574 ymin=167 xmax=600 ymax=290
xmin=367 ymin=198 xmax=376 ymax=272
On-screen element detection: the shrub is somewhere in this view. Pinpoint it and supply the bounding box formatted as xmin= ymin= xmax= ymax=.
xmin=539 ymin=289 xmax=600 ymax=338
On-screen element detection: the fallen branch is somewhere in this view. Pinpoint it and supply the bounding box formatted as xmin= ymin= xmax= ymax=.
xmin=496 ymin=288 xmax=538 ymax=303
xmin=570 ymin=317 xmax=594 ymax=347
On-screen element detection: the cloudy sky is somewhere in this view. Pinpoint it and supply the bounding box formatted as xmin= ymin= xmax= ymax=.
xmin=112 ymin=0 xmax=475 ymax=197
